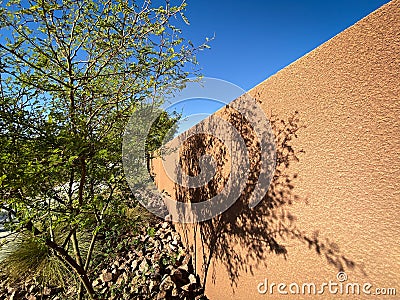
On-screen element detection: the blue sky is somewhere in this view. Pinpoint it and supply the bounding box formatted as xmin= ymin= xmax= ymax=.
xmin=167 ymin=0 xmax=390 ymax=133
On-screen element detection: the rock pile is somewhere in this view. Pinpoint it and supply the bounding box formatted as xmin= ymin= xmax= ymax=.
xmin=92 ymin=221 xmax=207 ymax=300
xmin=0 ymin=221 xmax=208 ymax=300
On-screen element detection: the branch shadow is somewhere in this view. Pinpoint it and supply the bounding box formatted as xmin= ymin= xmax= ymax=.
xmin=166 ymin=101 xmax=365 ymax=290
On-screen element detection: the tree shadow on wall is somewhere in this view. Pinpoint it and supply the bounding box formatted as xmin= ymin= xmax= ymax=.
xmin=170 ymin=103 xmax=365 ymax=290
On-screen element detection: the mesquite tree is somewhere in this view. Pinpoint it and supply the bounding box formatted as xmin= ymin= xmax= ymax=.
xmin=0 ymin=0 xmax=207 ymax=298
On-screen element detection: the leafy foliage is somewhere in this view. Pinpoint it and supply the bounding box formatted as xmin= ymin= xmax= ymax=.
xmin=0 ymin=0 xmax=208 ymax=298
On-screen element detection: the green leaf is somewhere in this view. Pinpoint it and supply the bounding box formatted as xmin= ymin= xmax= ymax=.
xmin=0 ymin=174 xmax=7 ymax=185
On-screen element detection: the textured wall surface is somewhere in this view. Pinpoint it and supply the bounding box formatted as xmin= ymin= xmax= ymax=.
xmin=152 ymin=1 xmax=400 ymax=299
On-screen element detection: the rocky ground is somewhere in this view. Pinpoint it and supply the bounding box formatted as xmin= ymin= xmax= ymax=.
xmin=0 ymin=221 xmax=207 ymax=300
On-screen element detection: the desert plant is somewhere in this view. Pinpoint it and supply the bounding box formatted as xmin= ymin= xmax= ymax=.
xmin=1 ymin=232 xmax=76 ymax=288
xmin=0 ymin=0 xmax=209 ymax=298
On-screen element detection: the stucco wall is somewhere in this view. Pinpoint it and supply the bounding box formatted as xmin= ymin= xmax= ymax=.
xmin=152 ymin=1 xmax=400 ymax=299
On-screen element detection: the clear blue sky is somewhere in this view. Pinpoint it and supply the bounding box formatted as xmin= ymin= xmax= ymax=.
xmin=168 ymin=0 xmax=390 ymax=133
xmin=182 ymin=0 xmax=389 ymax=90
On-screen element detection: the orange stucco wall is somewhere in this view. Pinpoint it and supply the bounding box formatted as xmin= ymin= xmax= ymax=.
xmin=152 ymin=1 xmax=400 ymax=299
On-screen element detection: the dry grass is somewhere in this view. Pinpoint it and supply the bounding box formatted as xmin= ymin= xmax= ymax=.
xmin=0 ymin=232 xmax=76 ymax=287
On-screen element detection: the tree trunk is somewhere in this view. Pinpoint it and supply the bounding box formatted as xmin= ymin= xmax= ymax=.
xmin=47 ymin=239 xmax=96 ymax=299
xmin=25 ymin=222 xmax=97 ymax=299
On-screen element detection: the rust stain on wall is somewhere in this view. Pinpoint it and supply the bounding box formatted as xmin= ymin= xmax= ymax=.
xmin=152 ymin=1 xmax=400 ymax=299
